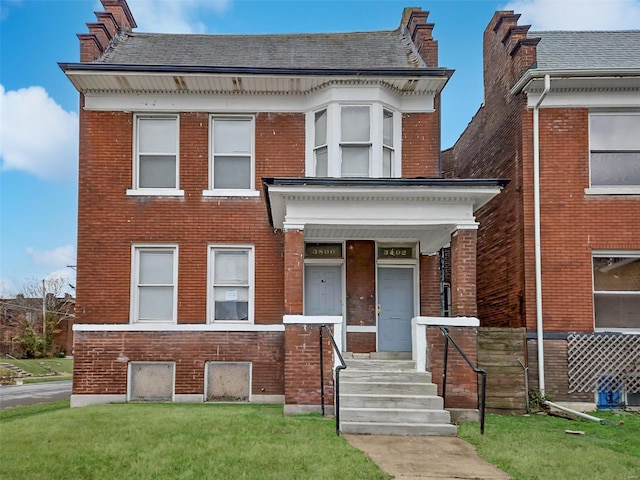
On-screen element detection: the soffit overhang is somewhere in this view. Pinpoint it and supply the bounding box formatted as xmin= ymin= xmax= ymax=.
xmin=512 ymin=69 xmax=640 ymax=96
xmin=263 ymin=178 xmax=507 ymax=254
xmin=59 ymin=63 xmax=452 ymax=96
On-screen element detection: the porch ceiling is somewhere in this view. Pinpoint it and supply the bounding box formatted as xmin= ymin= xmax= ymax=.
xmin=263 ymin=178 xmax=508 ymax=254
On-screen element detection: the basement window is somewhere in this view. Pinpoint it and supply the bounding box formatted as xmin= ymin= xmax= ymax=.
xmin=593 ymin=253 xmax=640 ymax=331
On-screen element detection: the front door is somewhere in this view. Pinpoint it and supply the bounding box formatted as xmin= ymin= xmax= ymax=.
xmin=304 ymin=265 xmax=342 ymax=315
xmin=378 ymin=267 xmax=413 ymax=351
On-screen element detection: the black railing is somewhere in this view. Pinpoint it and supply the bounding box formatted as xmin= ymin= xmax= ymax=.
xmin=319 ymin=324 xmax=347 ymax=436
xmin=441 ymin=326 xmax=487 ymax=435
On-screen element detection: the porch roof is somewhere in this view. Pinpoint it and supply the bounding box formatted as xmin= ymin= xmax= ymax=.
xmin=263 ymin=177 xmax=508 ymax=254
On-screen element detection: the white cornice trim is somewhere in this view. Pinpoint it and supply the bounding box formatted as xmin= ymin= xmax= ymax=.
xmin=73 ymin=323 xmax=285 ymax=332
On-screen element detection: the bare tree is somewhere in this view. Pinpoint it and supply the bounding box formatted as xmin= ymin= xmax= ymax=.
xmin=3 ymin=276 xmax=75 ymax=358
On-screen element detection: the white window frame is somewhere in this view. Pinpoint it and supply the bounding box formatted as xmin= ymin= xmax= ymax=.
xmin=305 ymin=102 xmax=402 ymax=178
xmin=203 ymin=115 xmax=259 ymax=197
xmin=127 ymin=114 xmax=184 ymax=197
xmin=207 ymin=245 xmax=255 ymax=323
xmin=586 ymin=111 xmax=640 ymax=195
xmin=130 ymin=245 xmax=178 ymax=324
xmin=592 ymin=250 xmax=640 ymax=333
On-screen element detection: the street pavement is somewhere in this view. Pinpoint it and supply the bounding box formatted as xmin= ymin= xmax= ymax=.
xmin=0 ymin=380 xmax=72 ymax=409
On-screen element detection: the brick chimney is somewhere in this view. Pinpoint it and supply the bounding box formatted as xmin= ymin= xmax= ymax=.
xmin=483 ymin=11 xmax=540 ymax=105
xmin=401 ymin=7 xmax=438 ymax=67
xmin=78 ymin=0 xmax=137 ymax=62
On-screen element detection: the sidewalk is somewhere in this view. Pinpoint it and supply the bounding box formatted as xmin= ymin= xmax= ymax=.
xmin=346 ymin=434 xmax=512 ymax=480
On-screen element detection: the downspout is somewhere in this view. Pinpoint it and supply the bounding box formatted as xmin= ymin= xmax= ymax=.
xmin=533 ymin=74 xmax=551 ymax=394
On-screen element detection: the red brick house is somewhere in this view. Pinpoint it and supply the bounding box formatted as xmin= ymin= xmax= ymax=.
xmin=444 ymin=12 xmax=640 ymax=409
xmin=61 ymin=0 xmax=506 ymax=432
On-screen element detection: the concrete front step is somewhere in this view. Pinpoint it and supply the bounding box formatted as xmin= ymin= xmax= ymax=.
xmin=341 ymin=421 xmax=457 ymax=436
xmin=345 ymin=359 xmax=416 ymax=371
xmin=341 ymin=370 xmax=433 ymax=383
xmin=341 ymin=381 xmax=438 ymax=396
xmin=341 ymin=407 xmax=451 ymax=424
xmin=341 ymin=393 xmax=444 ymax=410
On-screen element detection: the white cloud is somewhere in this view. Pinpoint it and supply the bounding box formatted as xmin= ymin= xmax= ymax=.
xmin=503 ymin=0 xmax=640 ymax=30
xmin=129 ymin=0 xmax=232 ymax=33
xmin=26 ymin=245 xmax=76 ymax=270
xmin=0 ymin=85 xmax=78 ymax=181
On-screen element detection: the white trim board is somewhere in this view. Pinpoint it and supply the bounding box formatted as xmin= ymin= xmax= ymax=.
xmin=73 ymin=323 xmax=285 ymax=332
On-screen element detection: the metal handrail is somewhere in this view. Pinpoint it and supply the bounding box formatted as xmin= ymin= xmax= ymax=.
xmin=319 ymin=324 xmax=347 ymax=436
xmin=440 ymin=326 xmax=487 ymax=435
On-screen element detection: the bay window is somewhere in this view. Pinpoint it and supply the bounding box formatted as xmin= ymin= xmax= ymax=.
xmin=308 ymin=103 xmax=400 ymax=178
xmin=593 ymin=253 xmax=640 ymax=330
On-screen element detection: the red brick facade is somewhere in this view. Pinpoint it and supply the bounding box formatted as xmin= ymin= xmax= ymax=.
xmin=444 ymin=11 xmax=640 ymax=403
xmin=70 ymin=1 xmax=484 ymax=411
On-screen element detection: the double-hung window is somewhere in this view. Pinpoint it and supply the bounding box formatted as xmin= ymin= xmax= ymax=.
xmin=207 ymin=117 xmax=256 ymax=196
xmin=131 ymin=246 xmax=178 ymax=323
xmin=131 ymin=115 xmax=181 ymax=195
xmin=341 ymin=106 xmax=371 ymax=177
xmin=209 ymin=246 xmax=254 ymax=322
xmin=589 ymin=113 xmax=640 ymax=188
xmin=308 ymin=103 xmax=400 ymax=178
xmin=592 ymin=252 xmax=640 ymax=331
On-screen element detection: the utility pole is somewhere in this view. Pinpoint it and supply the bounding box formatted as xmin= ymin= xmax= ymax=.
xmin=42 ymin=279 xmax=46 ymax=356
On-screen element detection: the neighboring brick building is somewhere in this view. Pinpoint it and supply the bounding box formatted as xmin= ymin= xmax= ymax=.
xmin=444 ymin=12 xmax=640 ymax=408
xmin=61 ymin=0 xmax=506 ymax=418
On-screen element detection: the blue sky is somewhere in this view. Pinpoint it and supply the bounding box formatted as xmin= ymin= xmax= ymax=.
xmin=1 ymin=0 xmax=639 ymax=296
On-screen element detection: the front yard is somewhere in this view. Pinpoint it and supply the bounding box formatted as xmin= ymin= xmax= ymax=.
xmin=0 ymin=401 xmax=387 ymax=480
xmin=459 ymin=411 xmax=640 ymax=480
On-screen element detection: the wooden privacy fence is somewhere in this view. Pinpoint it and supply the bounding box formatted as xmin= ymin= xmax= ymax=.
xmin=477 ymin=327 xmax=527 ymax=412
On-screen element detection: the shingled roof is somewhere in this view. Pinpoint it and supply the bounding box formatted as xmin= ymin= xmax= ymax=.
xmin=98 ymin=28 xmax=428 ymax=70
xmin=529 ymin=30 xmax=640 ymax=70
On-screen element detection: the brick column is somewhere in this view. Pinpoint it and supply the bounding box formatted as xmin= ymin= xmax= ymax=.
xmin=284 ymin=229 xmax=304 ymax=315
xmin=450 ymin=228 xmax=478 ymax=317
xmin=420 ymin=253 xmax=441 ymax=316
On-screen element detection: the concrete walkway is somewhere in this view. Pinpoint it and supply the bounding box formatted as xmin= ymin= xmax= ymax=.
xmin=346 ymin=434 xmax=512 ymax=480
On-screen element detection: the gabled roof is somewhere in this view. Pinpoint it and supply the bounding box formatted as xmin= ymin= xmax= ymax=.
xmin=530 ymin=30 xmax=640 ymax=70
xmin=98 ymin=29 xmax=428 ymax=70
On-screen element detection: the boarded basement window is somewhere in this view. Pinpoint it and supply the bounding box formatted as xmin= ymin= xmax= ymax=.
xmin=128 ymin=362 xmax=174 ymax=402
xmin=206 ymin=361 xmax=251 ymax=402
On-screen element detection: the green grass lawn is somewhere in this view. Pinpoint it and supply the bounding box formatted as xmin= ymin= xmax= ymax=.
xmin=459 ymin=411 xmax=640 ymax=480
xmin=2 ymin=358 xmax=73 ymax=376
xmin=0 ymin=402 xmax=388 ymax=480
